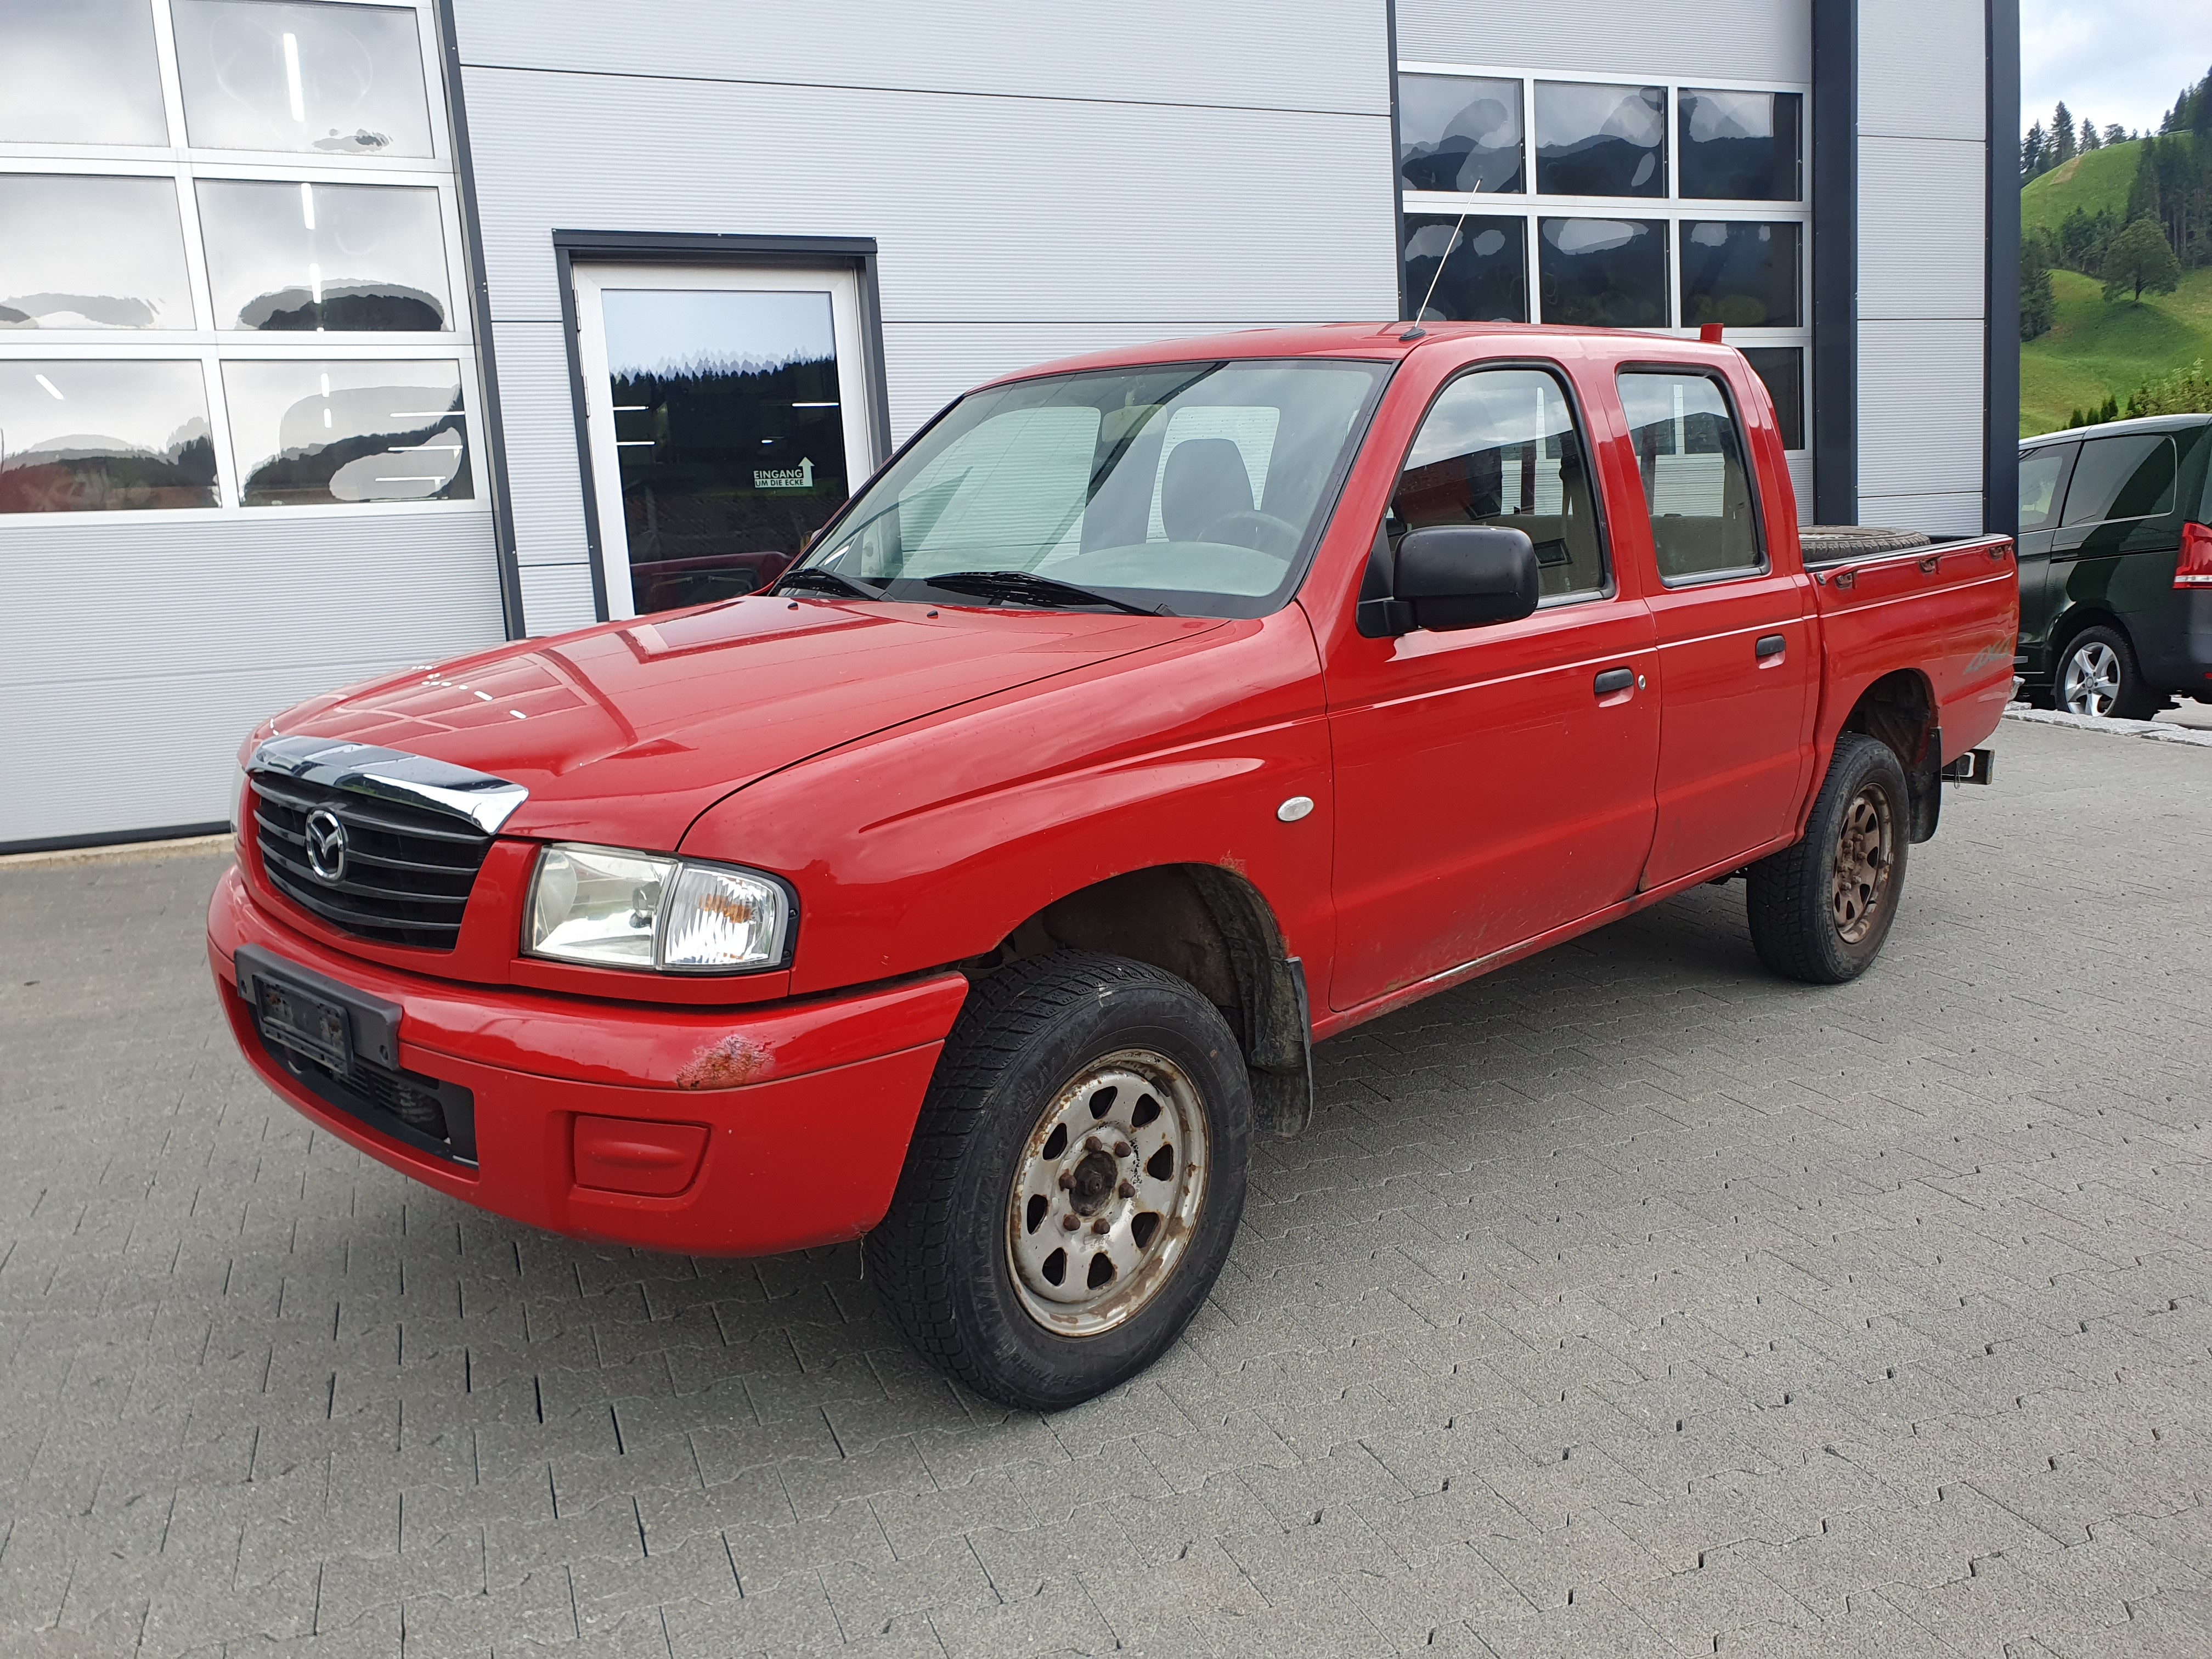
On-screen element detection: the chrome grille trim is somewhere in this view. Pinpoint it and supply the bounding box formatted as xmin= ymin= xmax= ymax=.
xmin=247 ymin=736 xmax=530 ymax=835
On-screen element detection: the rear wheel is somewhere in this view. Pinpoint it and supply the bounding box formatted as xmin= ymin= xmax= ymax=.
xmin=2057 ymin=625 xmax=2159 ymax=720
xmin=1746 ymin=732 xmax=1910 ymax=984
xmin=866 ymin=951 xmax=1250 ymax=1410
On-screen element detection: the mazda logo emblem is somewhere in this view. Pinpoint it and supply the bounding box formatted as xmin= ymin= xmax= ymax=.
xmin=304 ymin=808 xmax=348 ymax=883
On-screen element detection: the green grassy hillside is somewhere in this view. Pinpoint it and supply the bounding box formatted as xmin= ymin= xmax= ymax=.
xmin=2021 ymin=266 xmax=2212 ymax=435
xmin=2021 ymin=140 xmax=2147 ymax=236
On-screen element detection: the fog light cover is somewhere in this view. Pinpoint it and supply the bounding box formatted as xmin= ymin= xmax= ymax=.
xmin=526 ymin=844 xmax=789 ymax=973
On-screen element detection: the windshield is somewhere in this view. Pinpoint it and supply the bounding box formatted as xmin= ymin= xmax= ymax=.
xmin=783 ymin=358 xmax=1391 ymax=617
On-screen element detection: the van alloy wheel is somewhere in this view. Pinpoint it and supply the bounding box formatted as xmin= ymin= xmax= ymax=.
xmin=1829 ymin=787 xmax=1894 ymax=945
xmin=1006 ymin=1050 xmax=1209 ymax=1338
xmin=2061 ymin=640 xmax=2122 ymax=716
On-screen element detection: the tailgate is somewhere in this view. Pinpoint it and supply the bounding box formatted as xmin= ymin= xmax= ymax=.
xmin=1809 ymin=533 xmax=2019 ymax=759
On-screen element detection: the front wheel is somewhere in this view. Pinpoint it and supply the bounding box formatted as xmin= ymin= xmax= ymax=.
xmin=1746 ymin=732 xmax=1910 ymax=984
xmin=866 ymin=951 xmax=1251 ymax=1410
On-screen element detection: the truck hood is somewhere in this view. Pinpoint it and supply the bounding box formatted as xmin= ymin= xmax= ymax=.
xmin=272 ymin=596 xmax=1224 ymax=848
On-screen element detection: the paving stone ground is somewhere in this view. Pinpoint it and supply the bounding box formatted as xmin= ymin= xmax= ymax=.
xmin=3 ymin=718 xmax=2210 ymax=1659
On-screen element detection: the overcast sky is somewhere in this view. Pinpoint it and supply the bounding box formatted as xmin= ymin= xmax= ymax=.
xmin=2022 ymin=0 xmax=2212 ymax=138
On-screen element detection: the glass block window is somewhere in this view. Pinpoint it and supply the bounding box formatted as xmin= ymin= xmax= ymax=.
xmin=1397 ymin=63 xmax=1813 ymax=455
xmin=0 ymin=0 xmax=483 ymax=515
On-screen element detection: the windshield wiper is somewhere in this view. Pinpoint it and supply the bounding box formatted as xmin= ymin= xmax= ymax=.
xmin=772 ymin=566 xmax=881 ymax=600
xmin=919 ymin=571 xmax=1169 ymax=617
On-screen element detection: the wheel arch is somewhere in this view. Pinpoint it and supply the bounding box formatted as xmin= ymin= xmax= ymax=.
xmin=2049 ymin=603 xmax=2128 ymax=675
xmin=968 ymin=862 xmax=1313 ymax=1139
xmin=1837 ymin=668 xmax=1942 ymax=843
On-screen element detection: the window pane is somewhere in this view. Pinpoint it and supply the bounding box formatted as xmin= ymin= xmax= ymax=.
xmin=1401 ymin=214 xmax=1527 ymax=323
xmin=2017 ymin=445 xmax=2072 ymax=531
xmin=1739 ymin=347 xmax=1804 ymax=451
xmin=198 ymin=179 xmax=449 ymax=331
xmin=1538 ymin=218 xmax=1668 ymax=327
xmin=222 ymin=359 xmax=470 ymax=505
xmin=1679 ymin=89 xmax=1802 ymax=201
xmin=1391 ymin=368 xmax=1606 ymax=599
xmin=174 ymin=0 xmax=433 ymax=157
xmin=1617 ymin=371 xmax=1763 ymax=583
xmin=1535 ymin=82 xmax=1666 ymax=197
xmin=0 ymin=175 xmax=194 ymax=331
xmin=1398 ymin=75 xmax=1523 ymax=194
xmin=2060 ymin=435 xmax=2177 ymax=526
xmin=0 ymin=360 xmax=217 ymax=512
xmin=0 ymin=0 xmax=168 ymax=145
xmin=1681 ymin=221 xmax=1802 ymax=328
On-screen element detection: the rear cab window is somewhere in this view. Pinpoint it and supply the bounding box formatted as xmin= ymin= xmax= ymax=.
xmin=1615 ymin=369 xmax=1765 ymax=584
xmin=1387 ymin=365 xmax=1609 ymax=601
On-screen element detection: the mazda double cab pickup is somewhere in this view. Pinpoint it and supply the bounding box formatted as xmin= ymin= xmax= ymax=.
xmin=210 ymin=324 xmax=2019 ymax=1409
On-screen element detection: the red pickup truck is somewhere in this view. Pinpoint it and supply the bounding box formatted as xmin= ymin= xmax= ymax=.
xmin=208 ymin=324 xmax=2016 ymax=1409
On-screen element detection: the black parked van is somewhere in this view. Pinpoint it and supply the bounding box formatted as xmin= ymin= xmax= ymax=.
xmin=2016 ymin=413 xmax=2212 ymax=718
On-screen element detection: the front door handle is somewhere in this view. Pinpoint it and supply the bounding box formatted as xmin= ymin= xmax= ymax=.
xmin=1593 ymin=667 xmax=1636 ymax=697
xmin=1755 ymin=633 xmax=1787 ymax=660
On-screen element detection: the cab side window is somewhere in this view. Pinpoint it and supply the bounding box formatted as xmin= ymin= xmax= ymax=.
xmin=2060 ymin=434 xmax=2177 ymax=526
xmin=1616 ymin=370 xmax=1764 ymax=584
xmin=1389 ymin=367 xmax=1607 ymax=599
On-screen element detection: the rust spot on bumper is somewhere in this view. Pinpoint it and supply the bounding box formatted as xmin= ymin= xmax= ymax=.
xmin=675 ymin=1034 xmax=771 ymax=1090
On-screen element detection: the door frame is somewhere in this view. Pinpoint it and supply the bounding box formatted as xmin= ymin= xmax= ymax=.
xmin=552 ymin=231 xmax=891 ymax=623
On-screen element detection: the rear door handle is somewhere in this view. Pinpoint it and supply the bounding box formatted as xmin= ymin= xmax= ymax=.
xmin=1755 ymin=633 xmax=1787 ymax=660
xmin=1593 ymin=667 xmax=1635 ymax=697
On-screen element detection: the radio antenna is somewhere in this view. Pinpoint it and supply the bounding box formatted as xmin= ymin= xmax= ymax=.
xmin=1402 ymin=182 xmax=1480 ymax=340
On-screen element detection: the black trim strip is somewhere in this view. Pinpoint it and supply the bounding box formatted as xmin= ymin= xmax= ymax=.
xmin=0 ymin=822 xmax=229 ymax=858
xmin=432 ymin=0 xmax=526 ymax=640
xmin=1811 ymin=0 xmax=1858 ymax=527
xmin=548 ymin=230 xmax=891 ymax=625
xmin=1986 ymin=0 xmax=2021 ymax=532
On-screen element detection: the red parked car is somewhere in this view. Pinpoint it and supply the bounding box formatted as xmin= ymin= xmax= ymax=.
xmin=210 ymin=324 xmax=2017 ymax=1408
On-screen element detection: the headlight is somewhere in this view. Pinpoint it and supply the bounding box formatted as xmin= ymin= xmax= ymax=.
xmin=525 ymin=843 xmax=792 ymax=973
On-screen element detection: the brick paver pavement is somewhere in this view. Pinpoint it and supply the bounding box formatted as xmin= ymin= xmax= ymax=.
xmin=3 ymin=717 xmax=2209 ymax=1659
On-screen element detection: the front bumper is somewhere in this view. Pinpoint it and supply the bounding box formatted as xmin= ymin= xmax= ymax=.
xmin=207 ymin=865 xmax=967 ymax=1255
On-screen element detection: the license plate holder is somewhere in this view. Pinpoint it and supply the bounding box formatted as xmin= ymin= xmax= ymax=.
xmin=255 ymin=972 xmax=353 ymax=1074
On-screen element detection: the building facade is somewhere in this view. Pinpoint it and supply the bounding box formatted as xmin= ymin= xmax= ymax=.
xmin=0 ymin=0 xmax=2017 ymax=850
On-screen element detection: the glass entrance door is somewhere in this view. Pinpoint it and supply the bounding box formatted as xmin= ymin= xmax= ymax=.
xmin=573 ymin=263 xmax=876 ymax=618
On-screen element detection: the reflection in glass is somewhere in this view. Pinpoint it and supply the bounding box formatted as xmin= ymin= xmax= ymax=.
xmin=0 ymin=176 xmax=194 ymax=330
xmin=1398 ymin=76 xmax=1523 ymax=194
xmin=1401 ymin=215 xmax=1527 ymax=322
xmin=2017 ymin=445 xmax=2072 ymax=532
xmin=1392 ymin=369 xmax=1605 ymax=598
xmin=174 ymin=0 xmax=433 ymax=156
xmin=1679 ymin=90 xmax=1803 ymax=201
xmin=1681 ymin=221 xmax=1801 ymax=328
xmin=1740 ymin=347 xmax=1805 ymax=450
xmin=1538 ymin=218 xmax=1668 ymax=327
xmin=198 ymin=180 xmax=449 ymax=331
xmin=0 ymin=0 xmax=170 ymax=145
xmin=1536 ymin=82 xmax=1667 ymax=197
xmin=602 ymin=289 xmax=850 ymax=615
xmin=1617 ymin=371 xmax=1762 ymax=582
xmin=222 ymin=359 xmax=470 ymax=505
xmin=0 ymin=360 xmax=218 ymax=512
xmin=2061 ymin=435 xmax=2177 ymax=526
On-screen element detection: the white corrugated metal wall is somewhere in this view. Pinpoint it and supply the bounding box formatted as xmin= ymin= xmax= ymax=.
xmin=448 ymin=0 xmax=1403 ymax=636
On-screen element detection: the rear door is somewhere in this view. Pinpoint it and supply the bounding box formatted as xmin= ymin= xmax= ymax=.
xmin=2049 ymin=431 xmax=2181 ymax=645
xmin=1325 ymin=358 xmax=1660 ymax=1011
xmin=1612 ymin=366 xmax=1816 ymax=888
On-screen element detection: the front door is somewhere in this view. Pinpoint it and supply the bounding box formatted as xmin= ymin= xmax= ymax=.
xmin=1328 ymin=361 xmax=1660 ymax=1012
xmin=573 ymin=263 xmax=878 ymax=618
xmin=2015 ymin=441 xmax=2078 ymax=673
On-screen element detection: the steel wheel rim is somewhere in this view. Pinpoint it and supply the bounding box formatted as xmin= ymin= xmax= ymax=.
xmin=2062 ymin=642 xmax=2120 ymax=716
xmin=1006 ymin=1049 xmax=1209 ymax=1338
xmin=1830 ymin=783 xmax=1895 ymax=945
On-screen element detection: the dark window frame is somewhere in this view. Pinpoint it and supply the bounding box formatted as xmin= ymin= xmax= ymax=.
xmin=1615 ymin=362 xmax=1772 ymax=589
xmin=550 ymin=231 xmax=892 ymax=625
xmin=1385 ymin=356 xmax=1620 ymax=607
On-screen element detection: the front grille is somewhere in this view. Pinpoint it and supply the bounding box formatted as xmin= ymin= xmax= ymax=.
xmin=251 ymin=772 xmax=493 ymax=950
xmin=255 ymin=1023 xmax=478 ymax=1166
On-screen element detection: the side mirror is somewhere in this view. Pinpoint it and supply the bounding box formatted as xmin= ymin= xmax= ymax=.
xmin=1361 ymin=525 xmax=1541 ymax=635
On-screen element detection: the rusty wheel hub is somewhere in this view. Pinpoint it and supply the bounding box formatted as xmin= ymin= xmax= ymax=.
xmin=1830 ymin=785 xmax=1894 ymax=945
xmin=1006 ymin=1050 xmax=1209 ymax=1338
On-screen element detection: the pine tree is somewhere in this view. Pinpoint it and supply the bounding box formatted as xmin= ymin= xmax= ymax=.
xmin=2022 ymin=121 xmax=2047 ymax=180
xmin=2053 ymin=102 xmax=2076 ymax=164
xmin=2104 ymin=125 xmax=2127 ymax=146
xmin=2081 ymin=121 xmax=2102 ymax=153
xmin=2127 ymin=139 xmax=2162 ymax=225
xmin=2103 ymin=215 xmax=2182 ymax=302
xmin=2019 ymin=237 xmax=2057 ymax=340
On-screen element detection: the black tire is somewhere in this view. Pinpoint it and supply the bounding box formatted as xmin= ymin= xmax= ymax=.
xmin=1798 ymin=524 xmax=1934 ymax=563
xmin=1746 ymin=732 xmax=1911 ymax=985
xmin=2056 ymin=625 xmax=2160 ymax=720
xmin=866 ymin=951 xmax=1251 ymax=1411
